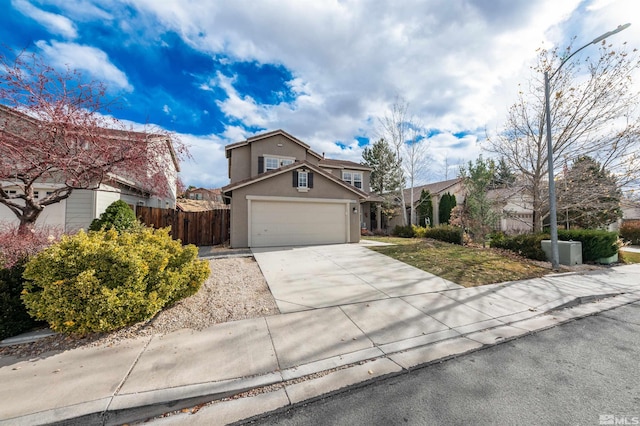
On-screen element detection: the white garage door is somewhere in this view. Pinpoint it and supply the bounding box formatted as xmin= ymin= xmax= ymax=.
xmin=250 ymin=199 xmax=348 ymax=247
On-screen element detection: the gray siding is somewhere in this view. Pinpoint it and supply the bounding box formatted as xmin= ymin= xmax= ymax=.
xmin=65 ymin=189 xmax=96 ymax=232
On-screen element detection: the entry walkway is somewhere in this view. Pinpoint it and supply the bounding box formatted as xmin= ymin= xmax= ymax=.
xmin=1 ymin=262 xmax=639 ymax=425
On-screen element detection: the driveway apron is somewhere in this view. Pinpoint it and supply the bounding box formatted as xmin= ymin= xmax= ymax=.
xmin=252 ymin=244 xmax=462 ymax=313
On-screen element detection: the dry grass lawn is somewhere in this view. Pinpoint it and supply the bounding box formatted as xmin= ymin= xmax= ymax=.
xmin=365 ymin=237 xmax=550 ymax=287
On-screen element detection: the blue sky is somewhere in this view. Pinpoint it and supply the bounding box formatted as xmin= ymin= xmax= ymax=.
xmin=1 ymin=0 xmax=637 ymax=188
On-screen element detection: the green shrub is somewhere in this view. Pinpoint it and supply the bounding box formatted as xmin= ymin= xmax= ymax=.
xmin=412 ymin=225 xmax=427 ymax=238
xmin=558 ymin=229 xmax=618 ymax=261
xmin=0 ymin=259 xmax=45 ymax=340
xmin=489 ymin=233 xmax=548 ymax=261
xmin=392 ymin=224 xmax=415 ymax=238
xmin=21 ymin=227 xmax=210 ymax=335
xmin=620 ymin=221 xmax=640 ymax=245
xmin=89 ymin=200 xmax=138 ymax=232
xmin=425 ymin=225 xmax=464 ymax=245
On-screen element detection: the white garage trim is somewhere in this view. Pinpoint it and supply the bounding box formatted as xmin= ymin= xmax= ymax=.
xmin=247 ymin=196 xmax=353 ymax=247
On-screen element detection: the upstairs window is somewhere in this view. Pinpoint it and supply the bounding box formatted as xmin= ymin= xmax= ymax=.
xmin=261 ymin=156 xmax=296 ymax=173
xmin=342 ymin=171 xmax=363 ymax=189
xmin=265 ymin=157 xmax=279 ymax=171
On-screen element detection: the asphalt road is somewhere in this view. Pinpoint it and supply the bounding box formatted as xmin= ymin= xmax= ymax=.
xmin=246 ymin=302 xmax=640 ymax=426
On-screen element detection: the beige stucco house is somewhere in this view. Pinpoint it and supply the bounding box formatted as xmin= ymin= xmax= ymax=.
xmin=222 ymin=130 xmax=377 ymax=248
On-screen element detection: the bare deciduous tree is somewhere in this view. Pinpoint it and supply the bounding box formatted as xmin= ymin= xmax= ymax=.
xmin=487 ymin=40 xmax=640 ymax=231
xmin=379 ymin=97 xmax=430 ymax=226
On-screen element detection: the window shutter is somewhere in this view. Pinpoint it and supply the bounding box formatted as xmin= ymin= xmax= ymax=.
xmin=258 ymin=156 xmax=264 ymax=174
xmin=293 ymin=171 xmax=298 ymax=187
xmin=308 ymin=172 xmax=314 ymax=188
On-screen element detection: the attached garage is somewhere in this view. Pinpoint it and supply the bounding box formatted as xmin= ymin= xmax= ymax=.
xmin=248 ymin=197 xmax=350 ymax=247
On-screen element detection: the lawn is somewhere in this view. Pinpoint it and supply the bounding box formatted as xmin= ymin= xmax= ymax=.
xmin=621 ymin=251 xmax=640 ymax=264
xmin=363 ymin=236 xmax=549 ymax=287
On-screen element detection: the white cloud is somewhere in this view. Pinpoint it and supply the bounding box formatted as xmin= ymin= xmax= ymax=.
xmin=35 ymin=40 xmax=133 ymax=91
xmin=176 ymin=133 xmax=230 ymax=188
xmin=12 ymin=0 xmax=78 ymax=38
xmin=46 ymin=0 xmax=638 ymax=186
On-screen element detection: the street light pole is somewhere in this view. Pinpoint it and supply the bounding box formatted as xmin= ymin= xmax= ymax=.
xmin=544 ymin=23 xmax=630 ymax=270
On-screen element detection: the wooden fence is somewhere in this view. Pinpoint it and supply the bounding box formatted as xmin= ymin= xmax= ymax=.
xmin=136 ymin=206 xmax=230 ymax=246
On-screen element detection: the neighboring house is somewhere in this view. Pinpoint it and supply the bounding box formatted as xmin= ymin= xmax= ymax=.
xmin=487 ymin=186 xmax=534 ymax=233
xmin=0 ymin=105 xmax=180 ymax=233
xmin=392 ymin=178 xmax=535 ymax=234
xmin=391 ymin=178 xmax=466 ymax=228
xmin=222 ymin=130 xmax=377 ymax=248
xmin=184 ymin=187 xmax=223 ymax=202
xmin=176 ymin=197 xmax=228 ymax=213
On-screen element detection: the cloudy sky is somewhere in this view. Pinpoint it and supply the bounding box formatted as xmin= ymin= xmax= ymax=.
xmin=1 ymin=0 xmax=636 ymax=188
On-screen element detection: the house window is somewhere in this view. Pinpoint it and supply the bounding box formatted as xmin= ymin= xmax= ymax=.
xmin=353 ymin=173 xmax=363 ymax=189
xmin=265 ymin=157 xmax=279 ymax=171
xmin=298 ymin=171 xmax=308 ymax=188
xmin=342 ymin=171 xmax=363 ymax=189
xmin=264 ymin=156 xmax=295 ymax=171
xmin=292 ymin=170 xmax=313 ymax=189
xmin=33 ymin=191 xmax=39 ymax=199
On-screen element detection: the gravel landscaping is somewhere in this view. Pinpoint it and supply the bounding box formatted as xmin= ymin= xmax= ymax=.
xmin=0 ymin=256 xmax=279 ymax=359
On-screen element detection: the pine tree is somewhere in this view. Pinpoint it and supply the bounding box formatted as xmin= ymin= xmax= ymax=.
xmin=557 ymin=156 xmax=622 ymax=229
xmin=460 ymin=156 xmax=499 ymax=246
xmin=416 ymin=190 xmax=433 ymax=227
xmin=438 ymin=192 xmax=457 ymax=225
xmin=362 ymin=138 xmax=403 ymax=230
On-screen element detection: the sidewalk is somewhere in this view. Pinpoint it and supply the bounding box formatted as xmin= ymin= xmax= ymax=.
xmin=2 ymin=264 xmax=640 ymax=426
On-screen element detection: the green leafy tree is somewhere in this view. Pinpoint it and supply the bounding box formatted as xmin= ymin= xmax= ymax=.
xmin=460 ymin=156 xmax=499 ymax=246
xmin=438 ymin=192 xmax=457 ymax=225
xmin=416 ymin=189 xmax=433 ymax=227
xmin=362 ymin=138 xmax=403 ymax=230
xmin=557 ymin=156 xmax=622 ymax=229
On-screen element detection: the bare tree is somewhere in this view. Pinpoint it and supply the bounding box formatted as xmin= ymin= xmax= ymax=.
xmin=487 ymin=40 xmax=640 ymax=231
xmin=378 ymin=97 xmax=430 ymax=226
xmin=403 ymin=128 xmax=430 ymax=225
xmin=0 ymin=49 xmax=186 ymax=233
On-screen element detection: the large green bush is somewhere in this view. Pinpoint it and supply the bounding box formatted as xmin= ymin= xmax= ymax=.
xmin=89 ymin=200 xmax=139 ymax=232
xmin=620 ymin=221 xmax=640 ymax=245
xmin=21 ymin=227 xmax=210 ymax=335
xmin=0 ymin=259 xmax=45 ymax=340
xmin=489 ymin=233 xmax=548 ymax=261
xmin=425 ymin=225 xmax=464 ymax=245
xmin=558 ymin=229 xmax=618 ymax=261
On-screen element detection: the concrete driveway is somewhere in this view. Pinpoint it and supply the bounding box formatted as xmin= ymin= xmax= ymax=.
xmin=252 ymin=242 xmax=462 ymax=313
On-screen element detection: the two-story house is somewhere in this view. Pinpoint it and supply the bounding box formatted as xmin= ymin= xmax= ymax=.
xmin=0 ymin=104 xmax=179 ymax=232
xmin=222 ymin=130 xmax=378 ymax=248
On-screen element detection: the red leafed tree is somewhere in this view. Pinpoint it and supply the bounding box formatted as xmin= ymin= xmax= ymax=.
xmin=0 ymin=49 xmax=187 ymax=234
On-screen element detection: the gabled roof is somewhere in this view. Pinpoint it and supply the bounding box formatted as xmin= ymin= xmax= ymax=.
xmin=225 ymin=129 xmax=323 ymax=160
xmin=221 ymin=160 xmax=369 ymax=199
xmin=176 ymin=199 xmax=228 ymax=212
xmin=403 ymin=178 xmax=464 ymax=205
xmin=319 ymin=158 xmax=372 ymax=171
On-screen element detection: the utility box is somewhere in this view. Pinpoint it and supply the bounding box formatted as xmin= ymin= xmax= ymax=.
xmin=541 ymin=240 xmax=582 ymax=266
